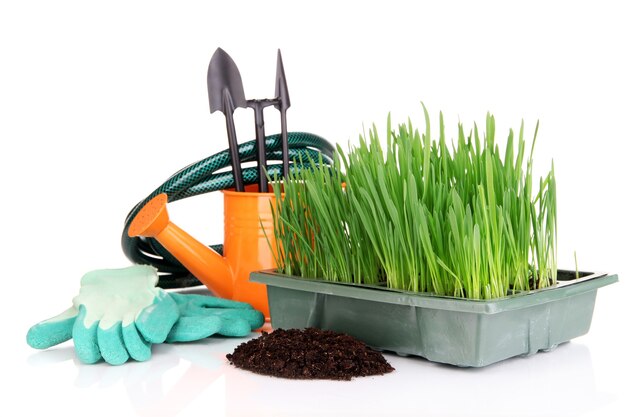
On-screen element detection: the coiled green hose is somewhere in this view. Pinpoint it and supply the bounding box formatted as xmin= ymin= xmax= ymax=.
xmin=122 ymin=131 xmax=334 ymax=288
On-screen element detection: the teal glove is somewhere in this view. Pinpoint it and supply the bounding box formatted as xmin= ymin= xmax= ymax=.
xmin=27 ymin=266 xmax=179 ymax=365
xmin=166 ymin=292 xmax=265 ymax=342
xmin=27 ymin=265 xmax=265 ymax=365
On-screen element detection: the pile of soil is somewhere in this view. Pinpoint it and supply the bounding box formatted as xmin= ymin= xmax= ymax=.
xmin=226 ymin=328 xmax=394 ymax=380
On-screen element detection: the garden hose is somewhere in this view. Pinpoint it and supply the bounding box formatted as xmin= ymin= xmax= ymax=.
xmin=122 ymin=131 xmax=334 ymax=289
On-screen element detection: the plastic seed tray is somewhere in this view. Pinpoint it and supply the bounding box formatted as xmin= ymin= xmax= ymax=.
xmin=252 ymin=270 xmax=618 ymax=367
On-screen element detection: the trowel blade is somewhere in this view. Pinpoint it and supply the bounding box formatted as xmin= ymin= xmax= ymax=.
xmin=207 ymin=48 xmax=247 ymax=113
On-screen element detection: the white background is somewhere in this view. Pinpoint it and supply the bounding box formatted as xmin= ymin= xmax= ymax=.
xmin=1 ymin=1 xmax=625 ymax=416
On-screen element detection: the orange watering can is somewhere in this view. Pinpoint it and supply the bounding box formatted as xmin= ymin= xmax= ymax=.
xmin=123 ymin=48 xmax=335 ymax=320
xmin=128 ymin=185 xmax=278 ymax=319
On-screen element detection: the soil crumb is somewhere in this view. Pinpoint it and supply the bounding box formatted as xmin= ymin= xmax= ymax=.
xmin=226 ymin=328 xmax=395 ymax=380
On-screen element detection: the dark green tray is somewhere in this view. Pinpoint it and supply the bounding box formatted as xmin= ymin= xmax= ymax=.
xmin=251 ymin=270 xmax=618 ymax=367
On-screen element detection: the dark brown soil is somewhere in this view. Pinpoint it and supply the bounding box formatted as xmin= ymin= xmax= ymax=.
xmin=226 ymin=328 xmax=394 ymax=380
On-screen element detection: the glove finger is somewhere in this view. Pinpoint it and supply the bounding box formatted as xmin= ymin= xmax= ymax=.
xmin=185 ymin=306 xmax=265 ymax=329
xmin=165 ymin=316 xmax=223 ymax=343
xmin=216 ymin=317 xmax=253 ymax=337
xmin=241 ymin=309 xmax=265 ymax=330
xmin=72 ymin=305 xmax=101 ymax=364
xmin=136 ymin=291 xmax=180 ymax=343
xmin=97 ymin=321 xmax=130 ymax=366
xmin=122 ymin=322 xmax=151 ymax=362
xmin=27 ymin=307 xmax=78 ymax=349
xmin=170 ymin=292 xmax=254 ymax=310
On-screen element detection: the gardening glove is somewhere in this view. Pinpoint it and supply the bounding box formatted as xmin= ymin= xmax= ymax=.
xmin=27 ymin=265 xmax=179 ymax=365
xmin=166 ymin=292 xmax=265 ymax=342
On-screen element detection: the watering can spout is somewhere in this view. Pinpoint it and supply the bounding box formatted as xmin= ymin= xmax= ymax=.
xmin=128 ymin=189 xmax=276 ymax=317
xmin=128 ymin=194 xmax=234 ymax=299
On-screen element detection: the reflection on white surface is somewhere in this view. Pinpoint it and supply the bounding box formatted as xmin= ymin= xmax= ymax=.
xmin=26 ymin=336 xmax=614 ymax=417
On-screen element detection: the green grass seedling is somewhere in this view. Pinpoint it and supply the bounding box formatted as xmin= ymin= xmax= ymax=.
xmin=271 ymin=106 xmax=558 ymax=299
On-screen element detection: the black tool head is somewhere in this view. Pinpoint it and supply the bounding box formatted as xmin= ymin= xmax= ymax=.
xmin=207 ymin=48 xmax=247 ymax=113
xmin=275 ymin=49 xmax=291 ymax=110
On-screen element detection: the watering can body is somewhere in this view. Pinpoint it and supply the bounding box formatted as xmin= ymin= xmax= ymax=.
xmin=128 ymin=185 xmax=277 ymax=318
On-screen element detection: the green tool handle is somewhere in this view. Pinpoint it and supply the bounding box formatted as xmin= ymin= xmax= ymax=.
xmin=121 ymin=131 xmax=334 ymax=289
